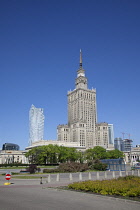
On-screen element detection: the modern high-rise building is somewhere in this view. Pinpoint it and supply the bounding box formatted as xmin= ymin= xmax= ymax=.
xmin=57 ymin=50 xmax=98 ymax=148
xmin=114 ymin=137 xmax=124 ymax=151
xmin=108 ymin=124 xmax=114 ymax=145
xmin=29 ymin=104 xmax=45 ymax=146
xmin=123 ymin=139 xmax=133 ymax=152
xmin=114 ymin=137 xmax=133 ymax=152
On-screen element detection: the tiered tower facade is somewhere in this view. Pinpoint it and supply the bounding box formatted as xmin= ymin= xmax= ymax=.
xmin=67 ymin=50 xmax=97 ymax=148
xmin=57 ymin=50 xmax=97 ymax=148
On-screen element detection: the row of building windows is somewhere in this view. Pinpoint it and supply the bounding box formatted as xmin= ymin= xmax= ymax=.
xmin=64 ymin=128 xmax=69 ymax=132
xmin=69 ymin=92 xmax=96 ymax=102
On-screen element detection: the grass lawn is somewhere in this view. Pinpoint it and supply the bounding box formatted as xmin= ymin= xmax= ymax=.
xmin=12 ymin=175 xmax=42 ymax=179
xmin=0 ymin=165 xmax=57 ymax=170
xmin=0 ymin=166 xmax=26 ymax=169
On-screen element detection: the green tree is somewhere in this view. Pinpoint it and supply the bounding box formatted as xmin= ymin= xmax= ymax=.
xmin=106 ymin=149 xmax=124 ymax=159
xmin=57 ymin=146 xmax=81 ymax=163
xmin=85 ymin=146 xmax=107 ymax=161
xmin=25 ymin=147 xmax=42 ymax=164
xmin=44 ymin=144 xmax=59 ymax=164
xmin=25 ymin=144 xmax=82 ymax=164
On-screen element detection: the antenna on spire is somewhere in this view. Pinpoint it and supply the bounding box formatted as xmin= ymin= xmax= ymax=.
xmin=80 ymin=49 xmax=82 ymax=68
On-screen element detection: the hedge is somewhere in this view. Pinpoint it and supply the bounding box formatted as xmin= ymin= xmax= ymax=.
xmin=68 ymin=176 xmax=140 ymax=197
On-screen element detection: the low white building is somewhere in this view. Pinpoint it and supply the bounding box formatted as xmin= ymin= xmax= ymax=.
xmin=25 ymin=140 xmax=86 ymax=151
xmin=0 ymin=150 xmax=28 ymax=164
xmin=124 ymin=146 xmax=140 ymax=164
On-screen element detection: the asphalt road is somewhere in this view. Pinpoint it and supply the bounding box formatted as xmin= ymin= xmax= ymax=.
xmin=0 ymin=186 xmax=139 ymax=210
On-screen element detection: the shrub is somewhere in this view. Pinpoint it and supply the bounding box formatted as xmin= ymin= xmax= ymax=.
xmin=37 ymin=168 xmax=41 ymax=172
xmin=117 ymin=175 xmax=135 ymax=181
xmin=93 ymin=162 xmax=107 ymax=171
xmin=43 ymin=168 xmax=59 ymax=173
xmin=68 ymin=176 xmax=140 ymax=198
xmin=43 ymin=162 xmax=89 ymax=173
xmin=88 ymin=159 xmax=107 ymax=171
xmin=58 ymin=162 xmax=89 ymax=173
xmin=26 ymin=164 xmax=40 ymax=174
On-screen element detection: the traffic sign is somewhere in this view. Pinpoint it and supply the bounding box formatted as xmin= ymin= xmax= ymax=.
xmin=5 ymin=174 xmax=11 ymax=180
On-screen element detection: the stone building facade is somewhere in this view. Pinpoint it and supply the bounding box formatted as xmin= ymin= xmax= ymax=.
xmin=95 ymin=123 xmax=109 ymax=148
xmin=57 ymin=50 xmax=113 ymax=149
xmin=0 ymin=150 xmax=28 ymax=164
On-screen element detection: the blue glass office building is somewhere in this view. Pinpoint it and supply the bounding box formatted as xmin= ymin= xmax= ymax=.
xmin=2 ymin=143 xmax=20 ymax=151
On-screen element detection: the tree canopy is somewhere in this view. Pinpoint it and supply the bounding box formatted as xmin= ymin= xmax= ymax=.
xmin=85 ymin=146 xmax=107 ymax=160
xmin=106 ymin=149 xmax=124 ymax=159
xmin=25 ymin=145 xmax=124 ymax=164
xmin=25 ymin=144 xmax=82 ymax=164
xmin=85 ymin=146 xmax=124 ymax=161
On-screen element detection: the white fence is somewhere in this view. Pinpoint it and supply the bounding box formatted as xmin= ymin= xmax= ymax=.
xmin=45 ymin=170 xmax=140 ymax=183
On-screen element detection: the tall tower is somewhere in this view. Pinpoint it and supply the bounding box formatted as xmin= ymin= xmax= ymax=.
xmin=29 ymin=104 xmax=45 ymax=146
xmin=57 ymin=50 xmax=113 ymax=149
xmin=67 ymin=50 xmax=97 ymax=148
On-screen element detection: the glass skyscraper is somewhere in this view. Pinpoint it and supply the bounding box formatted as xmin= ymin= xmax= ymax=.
xmin=108 ymin=124 xmax=114 ymax=144
xmin=114 ymin=137 xmax=124 ymax=151
xmin=29 ymin=104 xmax=45 ymax=146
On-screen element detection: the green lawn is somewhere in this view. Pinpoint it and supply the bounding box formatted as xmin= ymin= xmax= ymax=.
xmin=0 ymin=166 xmax=26 ymax=169
xmin=0 ymin=165 xmax=56 ymax=170
xmin=12 ymin=175 xmax=42 ymax=179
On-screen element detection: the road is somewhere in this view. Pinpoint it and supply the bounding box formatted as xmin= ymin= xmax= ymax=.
xmin=0 ymin=186 xmax=139 ymax=210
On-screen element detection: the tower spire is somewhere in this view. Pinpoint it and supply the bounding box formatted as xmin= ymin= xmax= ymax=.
xmin=76 ymin=50 xmax=87 ymax=89
xmin=80 ymin=49 xmax=82 ymax=68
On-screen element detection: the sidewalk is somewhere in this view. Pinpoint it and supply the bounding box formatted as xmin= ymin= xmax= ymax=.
xmin=0 ymin=175 xmax=74 ymax=188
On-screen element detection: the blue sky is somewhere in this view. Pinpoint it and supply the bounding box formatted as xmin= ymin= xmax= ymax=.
xmin=0 ymin=0 xmax=140 ymax=149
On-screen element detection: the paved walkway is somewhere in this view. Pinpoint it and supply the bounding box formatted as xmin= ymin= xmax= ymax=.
xmin=0 ymin=170 xmax=140 ymax=187
xmin=0 ymin=183 xmax=140 ymax=210
xmin=0 ymin=173 xmax=140 ymax=209
xmin=0 ymin=177 xmax=73 ymax=188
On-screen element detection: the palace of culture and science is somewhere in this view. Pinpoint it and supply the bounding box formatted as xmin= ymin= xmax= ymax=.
xmin=28 ymin=51 xmax=114 ymax=150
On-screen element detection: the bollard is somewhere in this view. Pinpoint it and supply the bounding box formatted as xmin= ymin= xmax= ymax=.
xmin=126 ymin=171 xmax=128 ymax=176
xmin=104 ymin=171 xmax=107 ymax=179
xmin=96 ymin=171 xmax=99 ymax=180
xmin=79 ymin=172 xmax=82 ymax=181
xmin=88 ymin=172 xmax=91 ymax=180
xmin=40 ymin=177 xmax=43 ymax=184
xmin=119 ymin=170 xmax=122 ymax=177
xmin=132 ymin=170 xmax=134 ymax=176
xmin=112 ymin=171 xmax=115 ymax=179
xmin=48 ymin=174 xmax=51 ymax=183
xmin=138 ymin=170 xmax=140 ymax=177
xmin=56 ymin=173 xmax=60 ymax=182
xmin=69 ymin=173 xmax=73 ymax=181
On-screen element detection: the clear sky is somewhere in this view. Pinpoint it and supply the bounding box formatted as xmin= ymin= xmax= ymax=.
xmin=0 ymin=0 xmax=140 ymax=150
